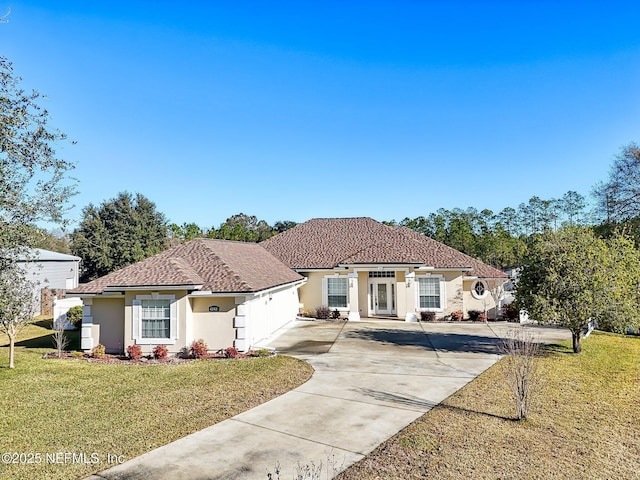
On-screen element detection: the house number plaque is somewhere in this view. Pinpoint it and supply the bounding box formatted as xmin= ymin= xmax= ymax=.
xmin=208 ymin=306 xmax=220 ymax=312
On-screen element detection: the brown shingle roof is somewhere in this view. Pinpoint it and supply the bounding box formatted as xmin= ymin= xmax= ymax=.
xmin=261 ymin=217 xmax=507 ymax=278
xmin=70 ymin=239 xmax=304 ymax=295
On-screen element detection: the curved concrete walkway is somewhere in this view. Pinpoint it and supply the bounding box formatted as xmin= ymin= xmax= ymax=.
xmin=86 ymin=320 xmax=570 ymax=480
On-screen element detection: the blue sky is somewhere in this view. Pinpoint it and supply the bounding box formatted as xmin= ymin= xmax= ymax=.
xmin=3 ymin=1 xmax=640 ymax=230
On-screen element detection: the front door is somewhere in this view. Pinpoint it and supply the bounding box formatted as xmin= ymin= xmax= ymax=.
xmin=369 ymin=280 xmax=396 ymax=315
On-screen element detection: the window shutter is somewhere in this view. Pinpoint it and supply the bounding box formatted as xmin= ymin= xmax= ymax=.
xmin=322 ymin=277 xmax=328 ymax=306
xmin=132 ymin=299 xmax=142 ymax=340
xmin=170 ymin=299 xmax=178 ymax=340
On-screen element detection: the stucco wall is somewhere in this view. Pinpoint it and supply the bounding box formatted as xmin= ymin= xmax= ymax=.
xmin=357 ymin=271 xmax=368 ymax=317
xmin=298 ymin=272 xmax=324 ymax=313
xmin=90 ymin=297 xmax=125 ymax=354
xmin=300 ymin=268 xmax=493 ymax=320
xmin=301 ymin=268 xmax=412 ymax=319
xmin=463 ymin=279 xmax=499 ymax=319
xmin=190 ymin=297 xmax=237 ymax=351
xmin=443 ymin=271 xmax=464 ymax=316
xmin=395 ymin=270 xmax=407 ymax=318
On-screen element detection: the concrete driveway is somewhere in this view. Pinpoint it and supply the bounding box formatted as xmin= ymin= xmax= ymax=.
xmin=87 ymin=320 xmax=570 ymax=480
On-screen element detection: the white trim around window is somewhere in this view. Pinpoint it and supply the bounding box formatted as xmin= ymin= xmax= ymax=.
xmin=132 ymin=294 xmax=178 ymax=345
xmin=416 ymin=275 xmax=446 ymax=312
xmin=471 ymin=279 xmax=489 ymax=300
xmin=322 ymin=275 xmax=349 ymax=310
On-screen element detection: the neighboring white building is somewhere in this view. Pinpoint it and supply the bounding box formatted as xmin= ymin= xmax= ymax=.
xmin=17 ymin=249 xmax=81 ymax=315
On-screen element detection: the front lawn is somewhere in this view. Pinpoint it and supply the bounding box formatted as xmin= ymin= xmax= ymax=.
xmin=0 ymin=323 xmax=313 ymax=480
xmin=337 ymin=331 xmax=640 ymax=479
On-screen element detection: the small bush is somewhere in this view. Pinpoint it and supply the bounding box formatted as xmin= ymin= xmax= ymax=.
xmin=251 ymin=349 xmax=272 ymax=357
xmin=224 ymin=346 xmax=239 ymax=358
xmin=153 ymin=344 xmax=168 ymax=360
xmin=450 ymin=310 xmax=463 ymax=321
xmin=468 ymin=310 xmax=482 ymax=321
xmin=91 ymin=343 xmax=105 ymax=359
xmin=420 ymin=311 xmax=436 ymax=322
xmin=503 ymin=303 xmax=520 ymax=322
xmin=330 ymin=309 xmax=341 ymax=319
xmin=315 ymin=306 xmax=331 ymax=320
xmin=190 ymin=339 xmax=208 ymax=359
xmin=500 ymin=329 xmax=542 ymax=420
xmin=300 ymin=309 xmax=315 ymax=318
xmin=478 ymin=313 xmax=487 ymax=322
xmin=127 ymin=344 xmax=142 ymax=360
xmin=66 ymin=305 xmax=83 ymax=329
xmin=71 ymin=351 xmax=83 ymax=358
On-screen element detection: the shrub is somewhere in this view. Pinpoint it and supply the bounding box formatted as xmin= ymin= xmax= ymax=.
xmin=190 ymin=339 xmax=208 ymax=359
xmin=66 ymin=305 xmax=83 ymax=329
xmin=450 ymin=310 xmax=463 ymax=321
xmin=251 ymin=349 xmax=272 ymax=357
xmin=499 ymin=328 xmax=542 ymax=420
xmin=52 ymin=327 xmax=69 ymax=358
xmin=91 ymin=343 xmax=105 ymax=358
xmin=467 ymin=310 xmax=482 ymax=321
xmin=71 ymin=351 xmax=83 ymax=358
xmin=330 ymin=309 xmax=341 ymax=319
xmin=300 ymin=309 xmax=315 ymax=318
xmin=315 ymin=306 xmax=331 ymax=320
xmin=420 ymin=311 xmax=436 ymax=322
xmin=478 ymin=313 xmax=488 ymax=322
xmin=503 ymin=303 xmax=520 ymax=322
xmin=224 ymin=346 xmax=239 ymax=358
xmin=153 ymin=344 xmax=168 ymax=360
xmin=127 ymin=344 xmax=142 ymax=361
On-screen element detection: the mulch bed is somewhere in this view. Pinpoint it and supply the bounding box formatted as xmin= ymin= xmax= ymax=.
xmin=43 ymin=350 xmax=273 ymax=365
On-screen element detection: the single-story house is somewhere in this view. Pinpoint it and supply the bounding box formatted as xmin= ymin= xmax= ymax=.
xmin=69 ymin=217 xmax=507 ymax=354
xmin=18 ymin=248 xmax=81 ymax=315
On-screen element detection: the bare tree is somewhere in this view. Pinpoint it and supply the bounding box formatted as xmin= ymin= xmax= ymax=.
xmin=593 ymin=143 xmax=640 ymax=222
xmin=52 ymin=317 xmax=69 ymax=358
xmin=500 ymin=328 xmax=543 ymax=420
xmin=483 ymin=278 xmax=507 ymax=319
xmin=0 ymin=264 xmax=37 ymax=368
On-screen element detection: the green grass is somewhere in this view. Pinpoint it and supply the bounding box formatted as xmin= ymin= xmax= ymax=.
xmin=0 ymin=323 xmax=313 ymax=480
xmin=337 ymin=331 xmax=640 ymax=480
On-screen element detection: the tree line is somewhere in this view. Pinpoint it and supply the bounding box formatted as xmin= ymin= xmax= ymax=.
xmin=43 ymin=141 xmax=640 ymax=282
xmin=383 ymin=190 xmax=589 ymax=269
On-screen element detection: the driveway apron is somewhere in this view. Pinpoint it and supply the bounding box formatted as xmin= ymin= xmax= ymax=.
xmin=86 ymin=320 xmax=569 ymax=480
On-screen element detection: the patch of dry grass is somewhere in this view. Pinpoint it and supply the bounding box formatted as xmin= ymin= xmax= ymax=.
xmin=337 ymin=332 xmax=640 ymax=480
xmin=0 ymin=325 xmax=313 ymax=480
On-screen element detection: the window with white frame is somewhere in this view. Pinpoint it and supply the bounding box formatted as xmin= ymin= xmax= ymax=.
xmin=471 ymin=280 xmax=489 ymax=299
xmin=141 ymin=299 xmax=170 ymax=338
xmin=133 ymin=294 xmax=177 ymax=344
xmin=327 ymin=277 xmax=348 ymax=308
xmin=417 ymin=276 xmax=444 ymax=310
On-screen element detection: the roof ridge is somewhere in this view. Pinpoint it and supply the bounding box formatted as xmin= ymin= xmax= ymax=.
xmin=338 ymin=238 xmax=397 ymax=263
xmin=198 ymin=240 xmax=254 ymax=291
xmin=167 ymin=257 xmax=205 ymax=284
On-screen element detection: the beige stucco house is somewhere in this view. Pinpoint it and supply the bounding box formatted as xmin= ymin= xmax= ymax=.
xmin=261 ymin=217 xmax=507 ymax=322
xmin=70 ymin=217 xmax=506 ymax=354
